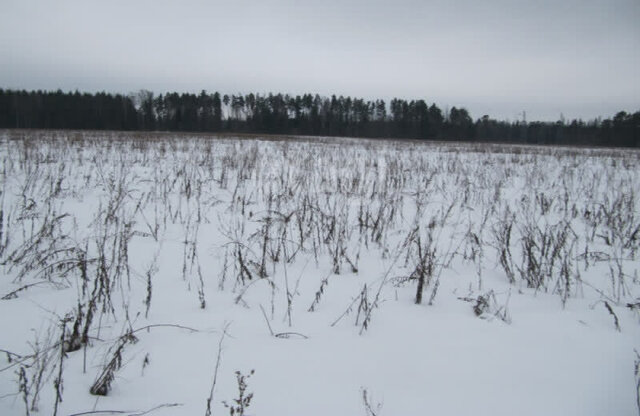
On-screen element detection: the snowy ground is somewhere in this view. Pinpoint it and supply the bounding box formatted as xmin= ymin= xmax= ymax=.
xmin=0 ymin=130 xmax=639 ymax=416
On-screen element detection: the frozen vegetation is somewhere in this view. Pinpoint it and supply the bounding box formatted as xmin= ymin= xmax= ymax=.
xmin=0 ymin=130 xmax=639 ymax=415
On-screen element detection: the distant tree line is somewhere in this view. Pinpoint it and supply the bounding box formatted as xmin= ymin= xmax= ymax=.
xmin=1 ymin=88 xmax=638 ymax=147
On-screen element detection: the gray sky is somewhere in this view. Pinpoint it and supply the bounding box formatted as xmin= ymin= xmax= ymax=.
xmin=1 ymin=0 xmax=639 ymax=121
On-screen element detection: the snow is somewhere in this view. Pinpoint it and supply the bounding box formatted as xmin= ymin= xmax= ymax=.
xmin=0 ymin=130 xmax=638 ymax=416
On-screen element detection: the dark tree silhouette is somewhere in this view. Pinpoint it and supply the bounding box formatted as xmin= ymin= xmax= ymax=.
xmin=0 ymin=88 xmax=637 ymax=147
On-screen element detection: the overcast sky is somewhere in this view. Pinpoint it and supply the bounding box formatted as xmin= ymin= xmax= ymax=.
xmin=1 ymin=0 xmax=638 ymax=121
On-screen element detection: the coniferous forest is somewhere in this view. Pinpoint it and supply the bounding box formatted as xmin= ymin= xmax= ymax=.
xmin=0 ymin=88 xmax=638 ymax=147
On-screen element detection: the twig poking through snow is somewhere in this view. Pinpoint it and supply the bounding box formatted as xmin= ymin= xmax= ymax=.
xmin=205 ymin=322 xmax=231 ymax=416
xmin=259 ymin=304 xmax=275 ymax=337
xmin=68 ymin=402 xmax=183 ymax=415
xmin=361 ymin=387 xmax=383 ymax=416
xmin=604 ymin=301 xmax=621 ymax=332
xmin=260 ymin=304 xmax=308 ymax=339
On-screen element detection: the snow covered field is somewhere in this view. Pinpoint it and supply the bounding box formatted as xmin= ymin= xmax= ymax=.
xmin=0 ymin=130 xmax=639 ymax=416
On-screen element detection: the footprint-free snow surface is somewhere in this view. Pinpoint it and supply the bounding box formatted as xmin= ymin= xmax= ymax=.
xmin=0 ymin=131 xmax=638 ymax=415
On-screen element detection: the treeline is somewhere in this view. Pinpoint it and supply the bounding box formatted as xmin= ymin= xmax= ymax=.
xmin=1 ymin=88 xmax=638 ymax=147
